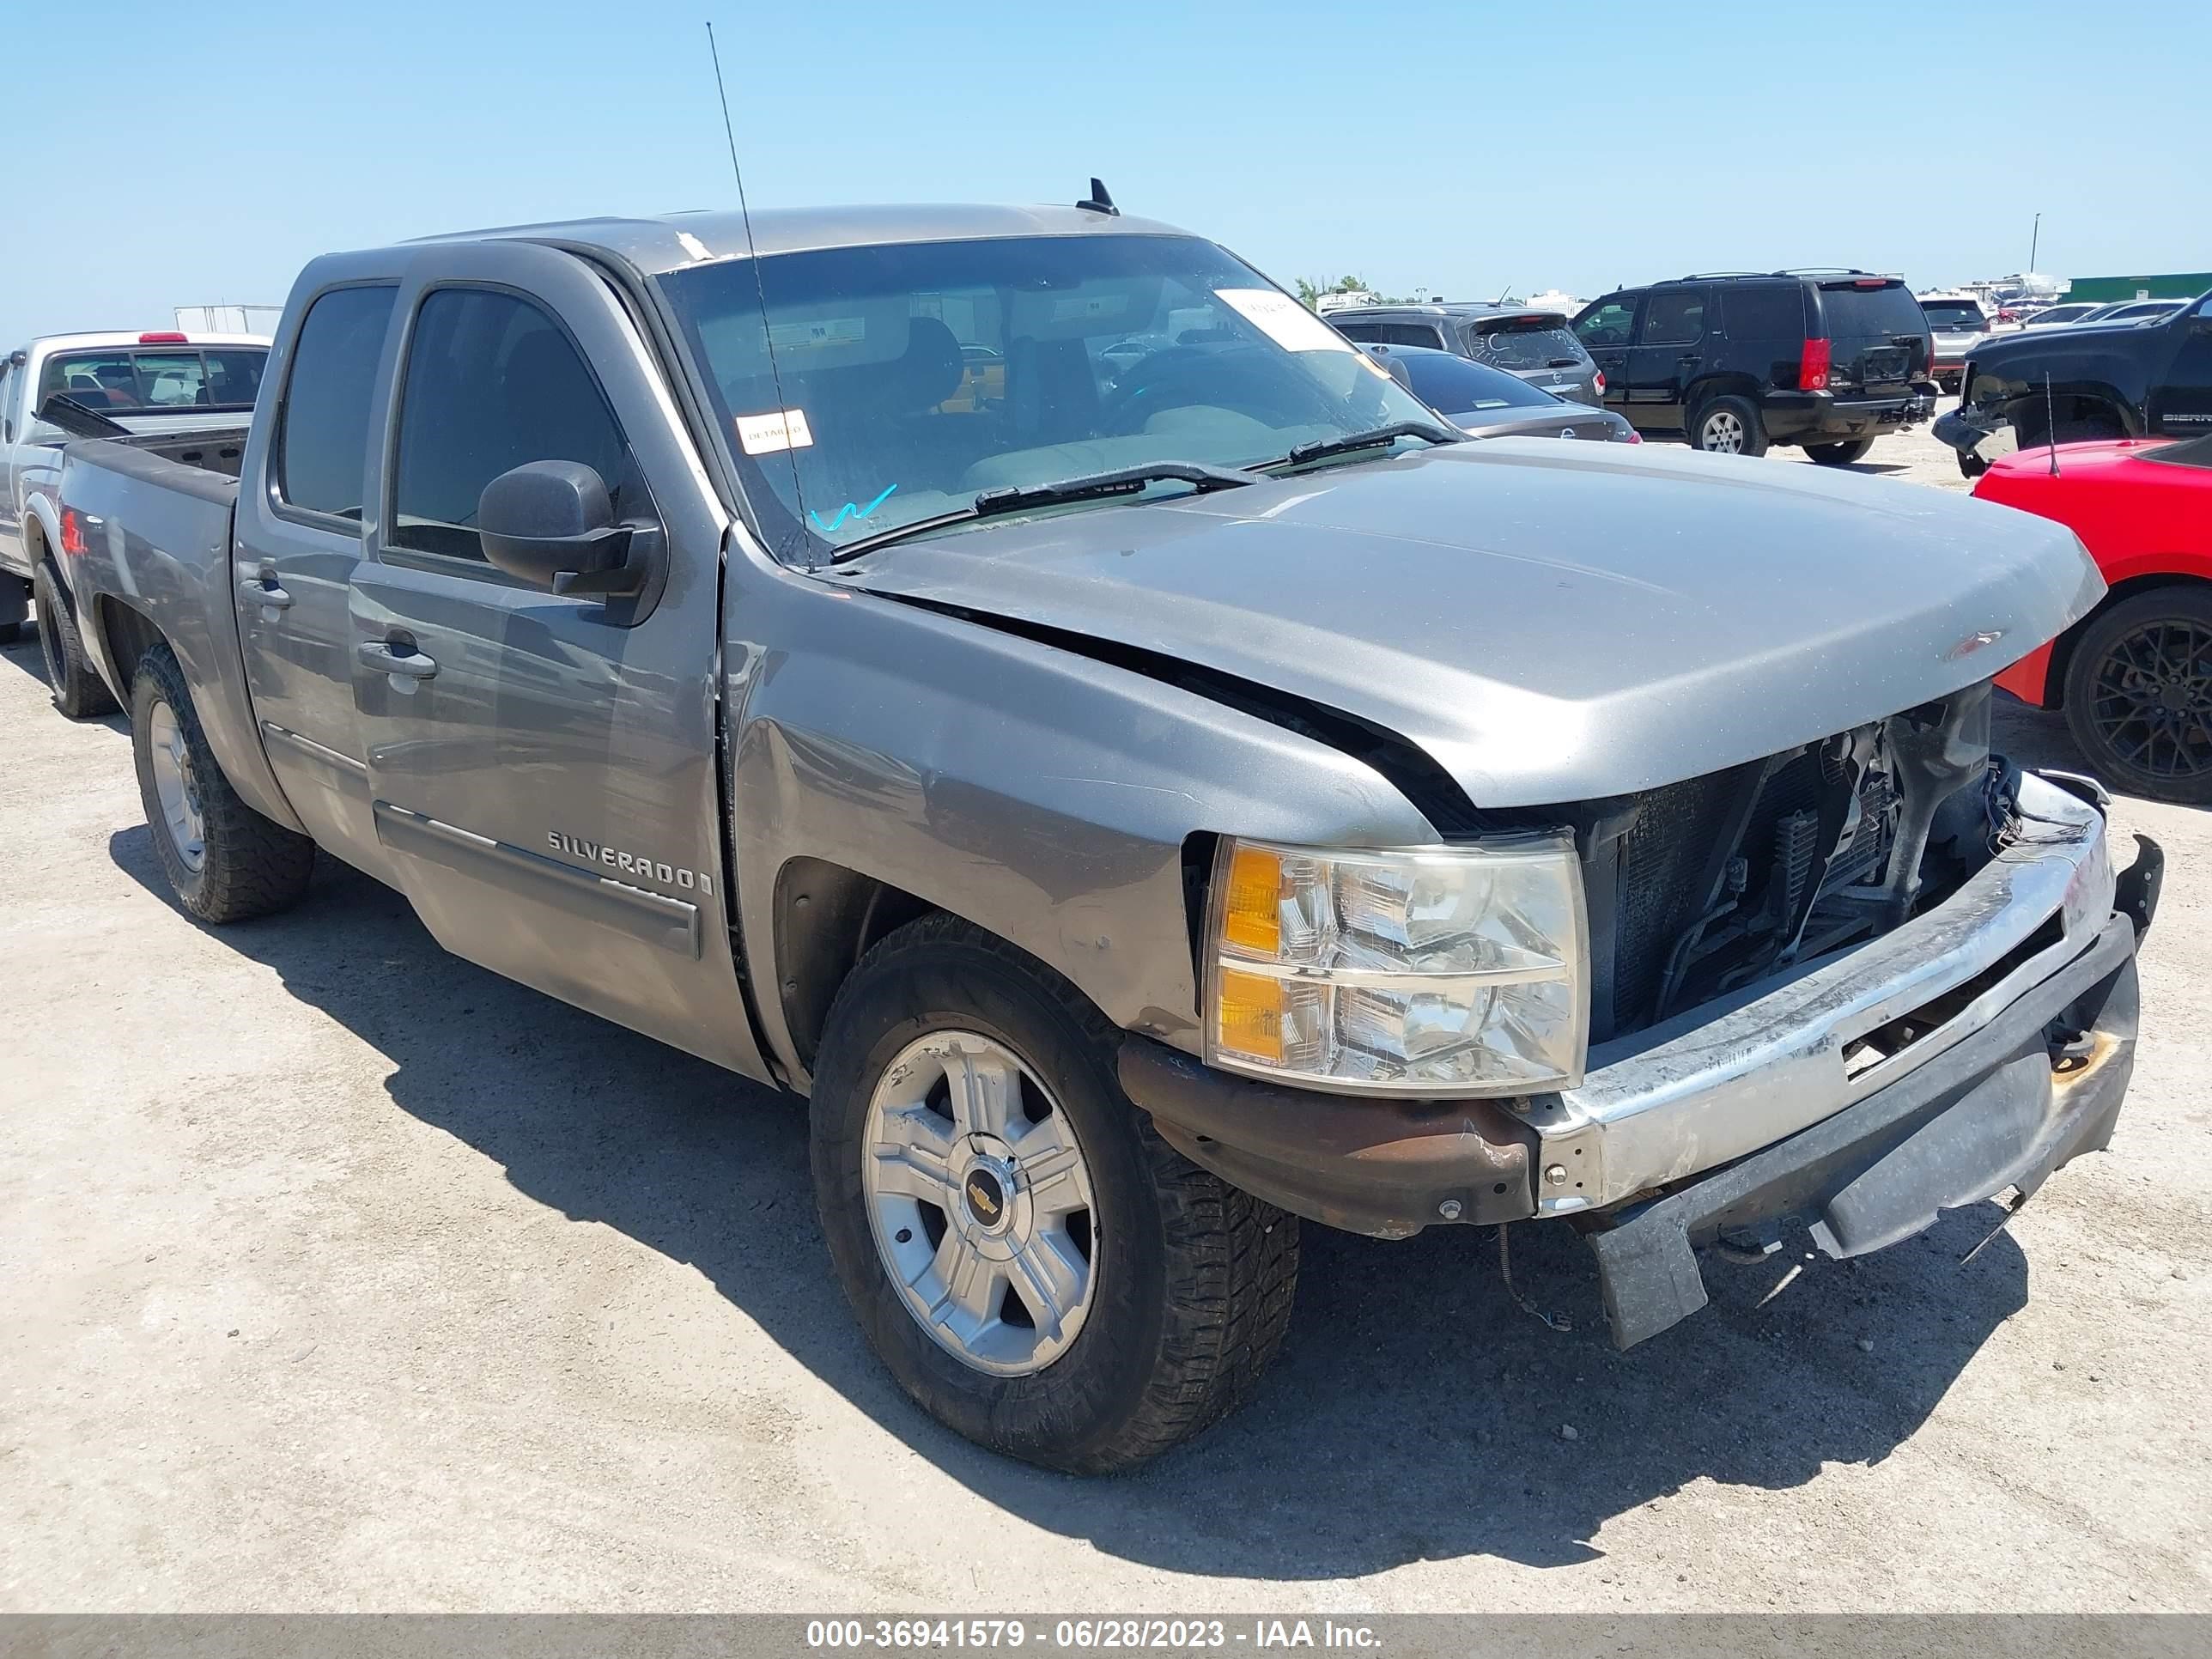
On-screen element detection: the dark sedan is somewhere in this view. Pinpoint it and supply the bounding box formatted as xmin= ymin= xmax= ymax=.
xmin=1363 ymin=343 xmax=1638 ymax=443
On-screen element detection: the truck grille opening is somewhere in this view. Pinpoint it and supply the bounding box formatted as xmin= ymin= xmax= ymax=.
xmin=1590 ymin=687 xmax=1993 ymax=1041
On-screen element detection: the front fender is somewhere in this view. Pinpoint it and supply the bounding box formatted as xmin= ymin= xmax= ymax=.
xmin=726 ymin=566 xmax=1439 ymax=1091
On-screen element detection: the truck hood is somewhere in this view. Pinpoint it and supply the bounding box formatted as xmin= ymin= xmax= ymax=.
xmin=833 ymin=441 xmax=2104 ymax=810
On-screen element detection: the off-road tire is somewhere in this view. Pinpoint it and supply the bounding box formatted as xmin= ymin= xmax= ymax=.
xmin=2062 ymin=586 xmax=2212 ymax=807
xmin=1690 ymin=393 xmax=1768 ymax=457
xmin=1804 ymin=438 xmax=1875 ymax=466
xmin=131 ymin=643 xmax=316 ymax=921
xmin=810 ymin=913 xmax=1299 ymax=1473
xmin=34 ymin=562 xmax=118 ymax=719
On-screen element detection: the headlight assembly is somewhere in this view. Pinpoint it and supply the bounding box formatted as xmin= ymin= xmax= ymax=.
xmin=1204 ymin=837 xmax=1588 ymax=1095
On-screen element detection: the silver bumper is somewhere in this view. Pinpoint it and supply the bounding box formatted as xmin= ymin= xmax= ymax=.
xmin=1527 ymin=771 xmax=2115 ymax=1213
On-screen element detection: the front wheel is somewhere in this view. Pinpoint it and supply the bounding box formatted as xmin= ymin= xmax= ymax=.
xmin=1804 ymin=438 xmax=1875 ymax=466
xmin=131 ymin=643 xmax=318 ymax=921
xmin=2063 ymin=587 xmax=2212 ymax=806
xmin=810 ymin=914 xmax=1299 ymax=1472
xmin=1690 ymin=394 xmax=1767 ymax=457
xmin=33 ymin=563 xmax=118 ymax=720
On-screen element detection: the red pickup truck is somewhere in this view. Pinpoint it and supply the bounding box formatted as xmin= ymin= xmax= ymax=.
xmin=1975 ymin=434 xmax=2212 ymax=804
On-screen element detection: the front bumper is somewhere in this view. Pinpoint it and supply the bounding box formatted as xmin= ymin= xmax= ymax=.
xmin=1934 ymin=401 xmax=2017 ymax=472
xmin=1121 ymin=774 xmax=2158 ymax=1325
xmin=1763 ymin=386 xmax=1937 ymax=442
xmin=1587 ymin=907 xmax=2140 ymax=1346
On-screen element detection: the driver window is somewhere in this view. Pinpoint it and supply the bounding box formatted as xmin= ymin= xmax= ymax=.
xmin=1576 ymin=298 xmax=1637 ymax=348
xmin=388 ymin=288 xmax=642 ymax=565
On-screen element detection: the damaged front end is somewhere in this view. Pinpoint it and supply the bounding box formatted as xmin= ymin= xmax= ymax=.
xmin=1511 ymin=680 xmax=2161 ymax=1346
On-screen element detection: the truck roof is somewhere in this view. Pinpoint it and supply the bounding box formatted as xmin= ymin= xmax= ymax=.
xmin=11 ymin=330 xmax=270 ymax=357
xmin=404 ymin=203 xmax=1194 ymax=275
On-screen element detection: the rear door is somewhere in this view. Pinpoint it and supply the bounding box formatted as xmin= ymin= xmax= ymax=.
xmin=232 ymin=282 xmax=400 ymax=875
xmin=1623 ymin=285 xmax=1708 ymax=431
xmin=0 ymin=358 xmax=23 ymax=573
xmin=2149 ymin=295 xmax=2212 ymax=436
xmin=1573 ymin=294 xmax=1640 ymax=418
xmin=346 ymin=241 xmax=758 ymax=1073
xmin=1813 ymin=278 xmax=1928 ymax=396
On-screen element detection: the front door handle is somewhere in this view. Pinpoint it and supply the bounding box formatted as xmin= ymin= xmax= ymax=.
xmin=238 ymin=574 xmax=292 ymax=611
xmin=358 ymin=639 xmax=438 ymax=681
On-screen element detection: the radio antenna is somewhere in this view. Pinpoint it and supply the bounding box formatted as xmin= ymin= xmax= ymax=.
xmin=2044 ymin=371 xmax=2060 ymax=478
xmin=707 ymin=21 xmax=814 ymax=569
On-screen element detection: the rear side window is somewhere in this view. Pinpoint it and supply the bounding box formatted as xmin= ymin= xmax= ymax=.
xmin=1718 ymin=284 xmax=1807 ymax=341
xmin=1637 ymin=291 xmax=1705 ymax=347
xmin=1574 ymin=298 xmax=1638 ymax=348
xmin=276 ymin=287 xmax=396 ymax=520
xmin=1471 ymin=317 xmax=1589 ymax=368
xmin=388 ymin=288 xmax=638 ymax=563
xmin=1815 ymin=282 xmax=1926 ymax=339
xmin=1331 ymin=319 xmax=1384 ymax=343
xmin=1376 ymin=322 xmax=1447 ymax=349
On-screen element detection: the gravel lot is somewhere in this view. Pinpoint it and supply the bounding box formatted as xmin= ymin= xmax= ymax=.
xmin=4 ymin=418 xmax=2209 ymax=1613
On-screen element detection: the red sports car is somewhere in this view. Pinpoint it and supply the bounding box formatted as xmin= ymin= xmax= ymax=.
xmin=1975 ymin=433 xmax=2212 ymax=803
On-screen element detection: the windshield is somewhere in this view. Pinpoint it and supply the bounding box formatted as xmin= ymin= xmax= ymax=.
xmin=1919 ymin=301 xmax=1987 ymax=331
xmin=659 ymin=234 xmax=1436 ymax=557
xmin=1395 ymin=350 xmax=1558 ymax=414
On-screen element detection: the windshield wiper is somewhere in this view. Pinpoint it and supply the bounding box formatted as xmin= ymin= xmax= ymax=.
xmin=1256 ymin=419 xmax=1466 ymax=472
xmin=828 ymin=461 xmax=1260 ymax=564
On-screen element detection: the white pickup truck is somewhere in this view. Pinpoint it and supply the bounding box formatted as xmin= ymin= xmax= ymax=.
xmin=0 ymin=330 xmax=267 ymax=711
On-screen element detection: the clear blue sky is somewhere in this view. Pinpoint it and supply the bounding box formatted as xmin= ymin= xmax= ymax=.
xmin=10 ymin=0 xmax=2206 ymax=337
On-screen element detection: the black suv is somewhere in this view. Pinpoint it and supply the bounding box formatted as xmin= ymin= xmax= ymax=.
xmin=1571 ymin=273 xmax=1937 ymax=462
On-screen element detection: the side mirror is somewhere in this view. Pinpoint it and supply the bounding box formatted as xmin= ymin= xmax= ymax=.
xmin=477 ymin=460 xmax=647 ymax=597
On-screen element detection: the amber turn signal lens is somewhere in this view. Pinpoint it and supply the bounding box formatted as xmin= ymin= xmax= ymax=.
xmin=1214 ymin=968 xmax=1286 ymax=1064
xmin=1221 ymin=845 xmax=1282 ymax=957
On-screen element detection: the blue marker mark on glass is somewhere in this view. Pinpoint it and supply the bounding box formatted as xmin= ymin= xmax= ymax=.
xmin=810 ymin=483 xmax=899 ymax=534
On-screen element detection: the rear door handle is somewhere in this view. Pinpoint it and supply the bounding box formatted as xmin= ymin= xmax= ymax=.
xmin=238 ymin=575 xmax=292 ymax=610
xmin=357 ymin=640 xmax=437 ymax=681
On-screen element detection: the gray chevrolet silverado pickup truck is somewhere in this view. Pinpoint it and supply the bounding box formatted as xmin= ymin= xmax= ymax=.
xmin=55 ymin=201 xmax=2161 ymax=1472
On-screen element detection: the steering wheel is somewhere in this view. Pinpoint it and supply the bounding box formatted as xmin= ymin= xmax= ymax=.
xmin=1098 ymin=344 xmax=1290 ymax=436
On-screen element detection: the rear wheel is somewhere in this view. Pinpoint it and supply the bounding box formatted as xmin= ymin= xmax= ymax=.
xmin=1690 ymin=394 xmax=1767 ymax=457
xmin=2063 ymin=587 xmax=2212 ymax=806
xmin=131 ymin=643 xmax=317 ymax=921
xmin=33 ymin=563 xmax=118 ymax=720
xmin=1804 ymin=438 xmax=1875 ymax=466
xmin=810 ymin=914 xmax=1298 ymax=1472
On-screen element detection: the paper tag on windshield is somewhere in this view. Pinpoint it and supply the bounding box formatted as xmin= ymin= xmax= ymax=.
xmin=1215 ymin=289 xmax=1354 ymax=353
xmin=736 ymin=409 xmax=813 ymax=455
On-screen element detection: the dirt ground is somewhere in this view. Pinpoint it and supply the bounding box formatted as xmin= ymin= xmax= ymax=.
xmin=3 ymin=418 xmax=2209 ymax=1613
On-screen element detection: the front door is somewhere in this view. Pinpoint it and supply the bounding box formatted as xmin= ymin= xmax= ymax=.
xmin=347 ymin=242 xmax=759 ymax=1073
xmin=233 ymin=283 xmax=400 ymax=874
xmin=2149 ymin=297 xmax=2212 ymax=437
xmin=1624 ymin=285 xmax=1707 ymax=434
xmin=1573 ymin=295 xmax=1640 ymax=422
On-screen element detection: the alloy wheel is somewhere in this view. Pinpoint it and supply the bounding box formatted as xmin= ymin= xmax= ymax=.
xmin=2087 ymin=620 xmax=2212 ymax=783
xmin=861 ymin=1030 xmax=1098 ymax=1376
xmin=1701 ymin=410 xmax=1744 ymax=453
xmin=148 ymin=700 xmax=207 ymax=872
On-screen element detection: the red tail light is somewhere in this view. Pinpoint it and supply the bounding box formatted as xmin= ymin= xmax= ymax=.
xmin=60 ymin=507 xmax=88 ymax=556
xmin=1594 ymin=369 xmax=1607 ymax=396
xmin=137 ymin=331 xmax=189 ymax=344
xmin=1799 ymin=337 xmax=1832 ymax=391
xmin=1624 ymin=430 xmax=1643 ymax=444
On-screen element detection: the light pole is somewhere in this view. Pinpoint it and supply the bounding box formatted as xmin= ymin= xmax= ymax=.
xmin=2029 ymin=212 xmax=2041 ymax=272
